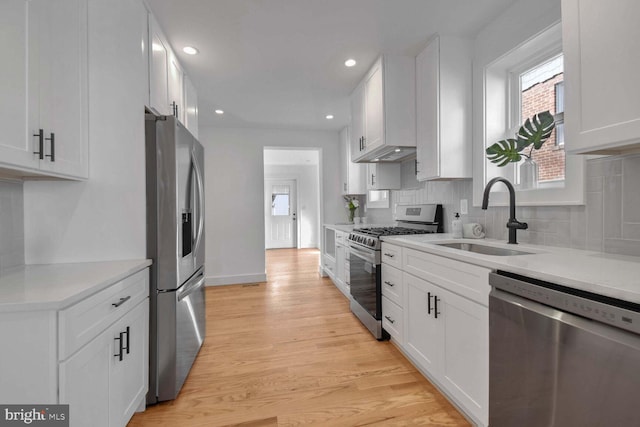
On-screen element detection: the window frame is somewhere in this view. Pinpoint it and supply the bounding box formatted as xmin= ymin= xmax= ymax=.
xmin=472 ymin=21 xmax=585 ymax=207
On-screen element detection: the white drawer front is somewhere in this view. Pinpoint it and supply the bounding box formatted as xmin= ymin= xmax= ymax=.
xmin=59 ymin=269 xmax=149 ymax=360
xmin=403 ymin=248 xmax=491 ymax=305
xmin=382 ymin=296 xmax=403 ymax=343
xmin=381 ymin=243 xmax=402 ymax=269
xmin=381 ymin=264 xmax=403 ymax=306
xmin=335 ymin=231 xmax=346 ymax=244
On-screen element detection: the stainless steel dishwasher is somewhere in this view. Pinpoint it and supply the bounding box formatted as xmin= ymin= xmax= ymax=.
xmin=489 ymin=270 xmax=640 ymax=427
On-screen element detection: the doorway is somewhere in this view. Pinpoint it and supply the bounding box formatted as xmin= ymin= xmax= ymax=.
xmin=263 ymin=148 xmax=321 ymax=250
xmin=264 ymin=179 xmax=297 ymax=249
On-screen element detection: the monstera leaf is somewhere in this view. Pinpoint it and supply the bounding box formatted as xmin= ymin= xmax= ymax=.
xmin=485 ymin=110 xmax=556 ymax=166
xmin=486 ymin=139 xmax=523 ymax=166
xmin=516 ymin=111 xmax=555 ymax=150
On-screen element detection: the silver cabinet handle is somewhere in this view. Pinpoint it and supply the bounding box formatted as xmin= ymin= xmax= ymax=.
xmin=384 ymin=280 xmax=395 ymax=287
xmin=384 ymin=315 xmax=395 ymax=324
xmin=112 ymin=296 xmax=131 ymax=308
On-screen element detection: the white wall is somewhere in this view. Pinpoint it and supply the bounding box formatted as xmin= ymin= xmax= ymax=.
xmin=202 ymin=126 xmax=342 ymax=285
xmin=23 ymin=0 xmax=148 ymax=263
xmin=264 ymin=164 xmax=320 ymax=248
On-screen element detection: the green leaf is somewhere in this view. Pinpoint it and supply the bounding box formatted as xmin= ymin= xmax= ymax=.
xmin=486 ymin=139 xmax=522 ymax=167
xmin=516 ymin=110 xmax=555 ymax=150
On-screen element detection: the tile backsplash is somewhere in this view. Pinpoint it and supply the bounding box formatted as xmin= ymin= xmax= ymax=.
xmin=365 ymin=154 xmax=640 ymax=257
xmin=0 ymin=179 xmax=25 ymax=271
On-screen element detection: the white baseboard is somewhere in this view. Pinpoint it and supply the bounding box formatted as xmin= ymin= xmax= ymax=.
xmin=206 ymin=273 xmax=267 ymax=286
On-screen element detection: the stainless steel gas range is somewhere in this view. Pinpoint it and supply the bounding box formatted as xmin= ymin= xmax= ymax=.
xmin=348 ymin=204 xmax=443 ymax=339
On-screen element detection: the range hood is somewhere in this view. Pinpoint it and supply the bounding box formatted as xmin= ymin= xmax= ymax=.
xmin=355 ymin=144 xmax=416 ymax=162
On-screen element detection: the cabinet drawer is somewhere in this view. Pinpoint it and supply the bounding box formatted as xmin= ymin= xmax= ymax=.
xmin=59 ymin=269 xmax=149 ymax=360
xmin=403 ymin=248 xmax=491 ymax=305
xmin=323 ymin=257 xmax=336 ymax=277
xmin=335 ymin=231 xmax=346 ymax=244
xmin=381 ymin=264 xmax=403 ymax=306
xmin=381 ymin=243 xmax=402 ymax=269
xmin=382 ymin=296 xmax=403 ymax=343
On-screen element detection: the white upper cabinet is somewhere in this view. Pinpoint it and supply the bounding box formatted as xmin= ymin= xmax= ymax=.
xmin=366 ymin=163 xmax=401 ymax=190
xmin=415 ymin=35 xmax=472 ymax=181
xmin=184 ymin=75 xmax=199 ymax=138
xmin=350 ymin=82 xmax=365 ymax=160
xmin=147 ymin=10 xmax=199 ymax=134
xmin=148 ymin=14 xmax=172 ymax=117
xmin=350 ymin=55 xmax=416 ymax=163
xmin=0 ymin=0 xmax=88 ymax=180
xmin=340 ymin=126 xmax=366 ymax=195
xmin=168 ymin=51 xmax=185 ymax=122
xmin=562 ymin=0 xmax=640 ymax=155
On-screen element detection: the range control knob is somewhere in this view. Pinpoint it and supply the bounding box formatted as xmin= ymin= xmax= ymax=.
xmin=366 ymin=238 xmax=374 ymax=247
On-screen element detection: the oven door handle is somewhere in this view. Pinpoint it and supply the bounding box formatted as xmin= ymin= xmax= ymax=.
xmin=349 ymin=244 xmax=376 ymax=264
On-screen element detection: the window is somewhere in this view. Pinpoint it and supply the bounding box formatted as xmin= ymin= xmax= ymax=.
xmin=472 ymin=20 xmax=585 ymax=207
xmin=513 ymin=54 xmax=565 ymax=184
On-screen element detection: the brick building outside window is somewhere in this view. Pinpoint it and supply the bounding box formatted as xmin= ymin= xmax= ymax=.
xmin=520 ymin=55 xmax=565 ymax=183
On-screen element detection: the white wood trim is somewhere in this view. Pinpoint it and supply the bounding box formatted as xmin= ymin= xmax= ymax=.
xmin=206 ymin=273 xmax=267 ymax=286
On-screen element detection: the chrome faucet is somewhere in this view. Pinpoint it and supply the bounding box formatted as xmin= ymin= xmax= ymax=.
xmin=482 ymin=177 xmax=528 ymax=244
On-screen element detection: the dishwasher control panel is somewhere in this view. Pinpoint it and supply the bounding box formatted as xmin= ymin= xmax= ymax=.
xmin=490 ymin=271 xmax=640 ymax=336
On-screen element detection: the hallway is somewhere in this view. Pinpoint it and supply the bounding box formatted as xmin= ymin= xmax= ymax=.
xmin=129 ymin=249 xmax=469 ymax=426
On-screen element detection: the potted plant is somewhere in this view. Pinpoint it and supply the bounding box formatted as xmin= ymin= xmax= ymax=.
xmin=344 ymin=196 xmax=359 ymax=223
xmin=485 ymin=110 xmax=556 ymax=189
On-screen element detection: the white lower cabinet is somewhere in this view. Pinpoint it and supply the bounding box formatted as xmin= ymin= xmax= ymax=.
xmin=404 ymin=272 xmax=488 ymax=425
xmin=323 ymin=227 xmax=351 ymax=299
xmin=381 ymin=243 xmax=489 ymax=427
xmin=60 ymin=299 xmax=148 ymax=427
xmin=0 ymin=267 xmax=149 ymax=427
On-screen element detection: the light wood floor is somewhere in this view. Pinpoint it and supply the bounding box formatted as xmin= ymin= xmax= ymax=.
xmin=128 ymin=248 xmax=470 ymax=426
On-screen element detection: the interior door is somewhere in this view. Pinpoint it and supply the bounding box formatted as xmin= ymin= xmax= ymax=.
xmin=264 ymin=179 xmax=297 ymax=249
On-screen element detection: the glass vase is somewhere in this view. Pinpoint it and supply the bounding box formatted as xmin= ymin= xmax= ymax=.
xmin=520 ymin=157 xmax=539 ymax=190
xmin=348 ymin=209 xmax=355 ymax=223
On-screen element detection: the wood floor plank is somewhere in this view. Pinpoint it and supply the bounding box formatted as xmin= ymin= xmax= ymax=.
xmin=128 ymin=248 xmax=470 ymax=426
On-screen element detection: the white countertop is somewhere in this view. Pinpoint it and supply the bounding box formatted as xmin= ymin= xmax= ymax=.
xmin=381 ymin=234 xmax=640 ymax=304
xmin=0 ymin=259 xmax=152 ymax=312
xmin=324 ymin=223 xmax=397 ymax=233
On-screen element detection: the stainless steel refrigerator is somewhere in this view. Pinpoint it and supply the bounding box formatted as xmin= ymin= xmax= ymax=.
xmin=145 ymin=113 xmax=206 ymax=404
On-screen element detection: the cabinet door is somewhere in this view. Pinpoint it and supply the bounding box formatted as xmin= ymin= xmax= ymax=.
xmin=563 ymin=0 xmax=640 ymax=154
xmin=184 ymin=75 xmax=199 ymax=138
xmin=439 ymin=287 xmax=488 ymax=425
xmin=364 ymin=61 xmax=384 ymax=153
xmin=168 ymin=52 xmax=184 ymax=122
xmin=404 ymin=273 xmax=441 ymax=373
xmin=350 ymin=83 xmax=365 ymax=161
xmin=59 ymin=328 xmax=111 ymax=427
xmin=110 ymin=301 xmax=148 ymax=427
xmin=35 ymin=0 xmax=88 ymax=179
xmin=149 ymin=15 xmax=171 ymax=116
xmin=415 ymin=37 xmax=439 ymax=181
xmin=340 ymin=126 xmax=350 ymax=195
xmin=335 ymin=244 xmax=345 ymax=285
xmin=367 ymin=163 xmax=401 ymax=190
xmin=0 ymin=1 xmax=38 ymax=170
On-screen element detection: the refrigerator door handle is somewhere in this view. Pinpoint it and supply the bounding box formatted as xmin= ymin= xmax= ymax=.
xmin=178 ymin=274 xmax=205 ymax=302
xmin=191 ymin=150 xmax=205 ymax=256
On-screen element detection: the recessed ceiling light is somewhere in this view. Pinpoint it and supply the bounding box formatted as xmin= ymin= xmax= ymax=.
xmin=373 ymin=158 xmax=380 ymax=162
xmin=183 ymin=46 xmax=199 ymax=55
xmin=394 ymin=148 xmax=401 ymax=152
xmin=215 ymin=109 xmax=224 ymax=115
xmin=325 ymin=114 xmax=334 ymax=120
xmin=345 ymin=59 xmax=357 ymax=67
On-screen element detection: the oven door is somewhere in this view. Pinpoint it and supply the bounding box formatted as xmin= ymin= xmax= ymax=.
xmin=349 ymin=243 xmax=381 ymax=320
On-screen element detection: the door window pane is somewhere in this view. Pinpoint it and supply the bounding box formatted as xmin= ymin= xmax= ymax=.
xmin=271 ymin=185 xmax=290 ymax=216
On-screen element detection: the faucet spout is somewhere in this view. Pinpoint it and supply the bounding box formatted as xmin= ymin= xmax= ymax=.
xmin=481 ymin=177 xmax=528 ymax=244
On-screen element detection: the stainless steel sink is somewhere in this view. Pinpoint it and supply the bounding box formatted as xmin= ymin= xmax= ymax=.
xmin=435 ymin=242 xmax=534 ymax=256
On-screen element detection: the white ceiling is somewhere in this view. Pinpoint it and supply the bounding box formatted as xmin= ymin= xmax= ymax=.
xmin=263 ymin=148 xmax=319 ymax=166
xmin=146 ymin=0 xmax=517 ymax=131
